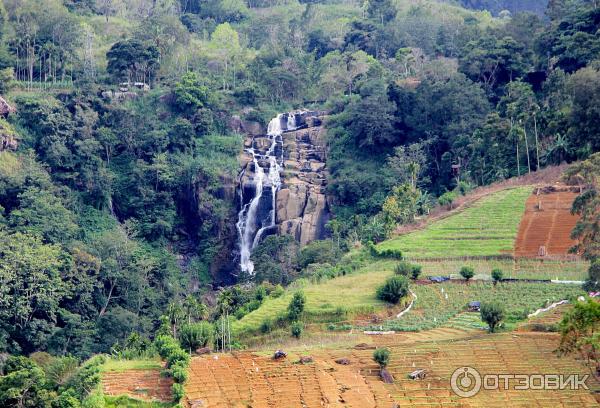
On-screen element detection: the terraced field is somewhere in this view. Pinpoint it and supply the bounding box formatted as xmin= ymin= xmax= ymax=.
xmin=415 ymin=258 xmax=588 ymax=281
xmin=515 ymin=188 xmax=581 ymax=258
xmin=377 ymin=187 xmax=532 ymax=259
xmin=182 ymin=328 xmax=598 ymax=408
xmin=365 ymin=282 xmax=585 ymax=332
xmin=102 ymin=369 xmax=173 ymax=402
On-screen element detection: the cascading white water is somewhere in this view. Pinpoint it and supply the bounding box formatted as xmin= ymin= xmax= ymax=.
xmin=236 ymin=112 xmax=301 ymax=275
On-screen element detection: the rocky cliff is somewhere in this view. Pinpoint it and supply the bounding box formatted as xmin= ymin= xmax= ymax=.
xmin=277 ymin=115 xmax=330 ymax=245
xmin=238 ymin=111 xmax=330 ymax=250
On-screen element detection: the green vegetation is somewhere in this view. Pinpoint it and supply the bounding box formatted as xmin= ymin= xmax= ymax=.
xmin=492 ymin=268 xmax=504 ymax=285
xmin=460 ymin=266 xmax=476 ymax=282
xmin=377 ymin=188 xmax=531 ymax=258
xmin=373 ymin=348 xmax=391 ymax=369
xmin=372 ymin=282 xmax=585 ymax=332
xmin=100 ymin=359 xmax=162 ymax=373
xmin=480 ymin=301 xmax=505 ymax=332
xmin=376 ymin=276 xmax=410 ymax=304
xmin=104 ymin=396 xmax=175 ymax=408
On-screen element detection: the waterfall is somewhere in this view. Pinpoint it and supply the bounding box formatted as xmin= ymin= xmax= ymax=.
xmin=236 ymin=112 xmax=302 ymax=275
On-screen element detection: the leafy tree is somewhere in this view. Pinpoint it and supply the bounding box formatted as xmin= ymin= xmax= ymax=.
xmin=491 ymin=268 xmax=503 ymax=286
xmin=251 ymin=235 xmax=299 ymax=285
xmin=376 ymin=275 xmax=409 ymax=304
xmin=290 ymin=321 xmax=303 ymax=339
xmin=459 ymin=35 xmax=530 ymax=92
xmin=386 ymin=142 xmax=429 ymax=190
xmin=106 ymin=39 xmax=160 ymax=84
xmin=366 ymin=0 xmax=397 ymax=24
xmin=460 ymin=266 xmax=475 ymax=282
xmin=567 ymin=66 xmax=600 ymax=153
xmin=287 ymin=291 xmax=306 ymax=321
xmin=373 ymin=348 xmax=390 ymax=368
xmin=557 ymin=297 xmax=600 ymax=375
xmin=173 ymin=72 xmax=212 ymax=115
xmin=179 ymin=322 xmax=214 ymax=353
xmin=480 ymin=301 xmax=505 ymax=333
xmin=565 ymin=154 xmax=600 ymax=261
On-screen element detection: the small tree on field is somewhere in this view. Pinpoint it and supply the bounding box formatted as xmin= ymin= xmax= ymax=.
xmin=288 ymin=291 xmax=306 ymax=321
xmin=491 ymin=269 xmax=503 ymax=286
xmin=179 ymin=322 xmax=214 ymax=353
xmin=411 ymin=264 xmax=422 ymax=280
xmin=480 ymin=301 xmax=505 ymax=333
xmin=460 ymin=266 xmax=475 ymax=283
xmin=373 ymin=348 xmax=390 ymax=368
xmin=377 ymin=276 xmax=409 ymax=304
xmin=291 ymin=321 xmax=303 ymax=339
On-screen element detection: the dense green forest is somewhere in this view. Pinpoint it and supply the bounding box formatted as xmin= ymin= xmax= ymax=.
xmin=0 ymin=0 xmax=599 ymax=405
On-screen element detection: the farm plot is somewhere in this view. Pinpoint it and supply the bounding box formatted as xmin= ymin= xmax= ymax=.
xmin=371 ymin=282 xmax=585 ymax=332
xmin=416 ymin=258 xmax=589 ymax=281
xmin=377 ymin=187 xmax=532 ymax=259
xmin=514 ymin=189 xmax=581 ymax=257
xmin=102 ymin=369 xmax=172 ymax=402
xmin=233 ymin=266 xmax=392 ymax=337
xmin=184 ymin=352 xmax=392 ymax=408
xmin=338 ymin=332 xmax=599 ymax=407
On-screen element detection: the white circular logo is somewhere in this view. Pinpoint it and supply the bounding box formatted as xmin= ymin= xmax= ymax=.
xmin=451 ymin=366 xmax=482 ymax=398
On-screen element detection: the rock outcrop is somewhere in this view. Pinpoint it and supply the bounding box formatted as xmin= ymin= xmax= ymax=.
xmin=238 ymin=111 xmax=330 ymax=249
xmin=276 ymin=116 xmax=330 ymax=245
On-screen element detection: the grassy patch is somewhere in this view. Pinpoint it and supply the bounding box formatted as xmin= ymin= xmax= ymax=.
xmin=232 ymin=261 xmax=396 ymax=336
xmin=416 ymin=258 xmax=589 ymax=281
xmin=100 ymin=358 xmax=162 ymax=373
xmin=377 ymin=187 xmax=532 ymax=259
xmin=371 ymin=281 xmax=585 ymax=332
xmin=104 ymin=396 xmax=174 ymax=408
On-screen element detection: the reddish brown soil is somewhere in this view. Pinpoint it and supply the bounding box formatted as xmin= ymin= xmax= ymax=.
xmin=514 ymin=188 xmax=581 ymax=258
xmin=102 ymin=369 xmax=173 ymax=402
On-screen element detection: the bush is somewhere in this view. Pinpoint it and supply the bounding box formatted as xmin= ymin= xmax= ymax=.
xmin=179 ymin=322 xmax=214 ymax=352
xmin=411 ymin=264 xmax=422 ymax=280
xmin=287 ymin=291 xmax=306 ymax=321
xmin=491 ymin=268 xmax=503 ymax=285
xmin=584 ymin=261 xmax=600 ymax=291
xmin=260 ymin=319 xmax=273 ymax=334
xmin=438 ymin=190 xmax=458 ymax=207
xmin=394 ymin=261 xmax=421 ymax=280
xmin=298 ymin=240 xmax=337 ymax=268
xmin=171 ymin=361 xmax=189 ymax=383
xmin=172 ymin=382 xmax=185 ymax=402
xmin=480 ymin=301 xmax=505 ymax=333
xmin=376 ymin=276 xmax=409 ymax=304
xmin=373 ymin=348 xmax=390 ymax=368
xmin=291 ymin=321 xmax=304 ymax=338
xmin=460 ymin=266 xmax=475 ymax=282
xmin=271 ymin=285 xmax=285 ymax=298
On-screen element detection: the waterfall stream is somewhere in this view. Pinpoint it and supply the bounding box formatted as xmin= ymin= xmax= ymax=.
xmin=236 ymin=112 xmax=300 ymax=275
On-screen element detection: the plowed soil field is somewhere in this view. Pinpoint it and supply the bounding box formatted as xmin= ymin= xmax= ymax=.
xmin=102 ymin=369 xmax=173 ymax=402
xmin=514 ymin=189 xmax=580 ymax=258
xmin=182 ymin=330 xmax=599 ymax=408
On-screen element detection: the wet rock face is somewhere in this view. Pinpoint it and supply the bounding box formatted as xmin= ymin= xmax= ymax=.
xmin=238 ymin=111 xmax=330 ymax=248
xmin=276 ymin=115 xmax=330 ymax=245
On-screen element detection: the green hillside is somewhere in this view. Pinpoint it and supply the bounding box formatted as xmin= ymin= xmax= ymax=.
xmin=377 ymin=187 xmax=532 ymax=259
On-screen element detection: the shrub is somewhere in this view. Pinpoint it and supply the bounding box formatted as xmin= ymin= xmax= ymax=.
xmin=172 ymin=382 xmax=185 ymax=402
xmin=287 ymin=291 xmax=306 ymax=321
xmin=260 ymin=319 xmax=273 ymax=334
xmin=395 ymin=261 xmax=422 ymax=280
xmin=460 ymin=266 xmax=475 ymax=282
xmin=291 ymin=321 xmax=304 ymax=339
xmin=491 ymin=268 xmax=503 ymax=285
xmin=166 ymin=348 xmax=190 ymax=369
xmin=255 ymin=285 xmax=267 ymax=302
xmin=584 ymin=261 xmax=600 ymax=291
xmin=271 ymin=285 xmax=284 ymax=298
xmin=411 ymin=264 xmax=422 ymax=280
xmin=480 ymin=301 xmax=505 ymax=333
xmin=376 ymin=276 xmax=409 ymax=304
xmin=373 ymin=348 xmax=390 ymax=368
xmin=438 ymin=190 xmax=458 ymax=207
xmin=171 ymin=361 xmax=189 ymax=383
xmin=394 ymin=261 xmax=413 ymax=276
xmin=179 ymin=322 xmax=214 ymax=352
